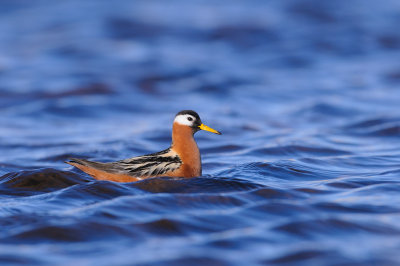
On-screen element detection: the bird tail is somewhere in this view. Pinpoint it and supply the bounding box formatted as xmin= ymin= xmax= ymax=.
xmin=66 ymin=158 xmax=118 ymax=172
xmin=65 ymin=158 xmax=106 ymax=170
xmin=65 ymin=158 xmax=91 ymax=166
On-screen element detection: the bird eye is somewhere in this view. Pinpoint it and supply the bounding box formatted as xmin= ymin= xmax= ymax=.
xmin=187 ymin=117 xmax=193 ymax=121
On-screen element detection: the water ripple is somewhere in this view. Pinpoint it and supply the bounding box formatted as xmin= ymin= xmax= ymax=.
xmin=1 ymin=0 xmax=400 ymax=265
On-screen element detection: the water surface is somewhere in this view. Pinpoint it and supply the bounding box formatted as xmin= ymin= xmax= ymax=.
xmin=1 ymin=0 xmax=400 ymax=265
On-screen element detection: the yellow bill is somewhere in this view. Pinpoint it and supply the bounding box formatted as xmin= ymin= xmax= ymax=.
xmin=199 ymin=123 xmax=222 ymax=135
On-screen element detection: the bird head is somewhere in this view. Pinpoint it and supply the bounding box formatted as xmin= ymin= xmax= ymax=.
xmin=174 ymin=110 xmax=221 ymax=135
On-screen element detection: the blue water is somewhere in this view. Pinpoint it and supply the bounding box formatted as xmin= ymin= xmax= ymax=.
xmin=1 ymin=0 xmax=400 ymax=265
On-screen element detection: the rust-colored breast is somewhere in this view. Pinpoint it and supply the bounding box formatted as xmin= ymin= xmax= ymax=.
xmin=170 ymin=123 xmax=201 ymax=177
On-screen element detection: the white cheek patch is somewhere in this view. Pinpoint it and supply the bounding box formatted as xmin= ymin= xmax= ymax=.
xmin=174 ymin=115 xmax=195 ymax=126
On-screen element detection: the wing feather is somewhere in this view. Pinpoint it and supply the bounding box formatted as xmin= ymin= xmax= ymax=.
xmin=116 ymin=148 xmax=182 ymax=177
xmin=68 ymin=148 xmax=182 ymax=178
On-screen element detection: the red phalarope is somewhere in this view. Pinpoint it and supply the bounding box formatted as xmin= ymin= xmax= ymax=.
xmin=66 ymin=110 xmax=221 ymax=182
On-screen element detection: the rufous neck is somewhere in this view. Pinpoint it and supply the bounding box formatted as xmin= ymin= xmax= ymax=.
xmin=172 ymin=123 xmax=196 ymax=150
xmin=171 ymin=122 xmax=201 ymax=176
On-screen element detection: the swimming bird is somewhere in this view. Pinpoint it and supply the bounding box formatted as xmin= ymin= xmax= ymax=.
xmin=66 ymin=110 xmax=221 ymax=182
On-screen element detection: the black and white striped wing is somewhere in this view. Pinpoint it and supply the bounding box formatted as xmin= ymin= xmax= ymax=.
xmin=117 ymin=148 xmax=182 ymax=177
